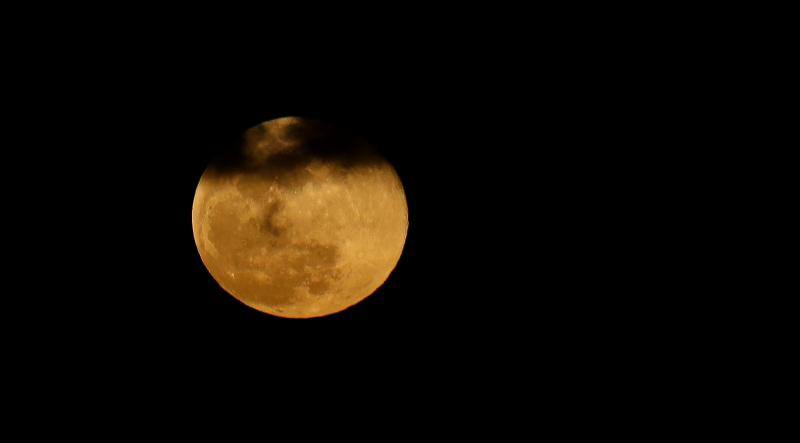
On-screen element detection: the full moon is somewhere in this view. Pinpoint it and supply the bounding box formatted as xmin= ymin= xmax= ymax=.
xmin=192 ymin=117 xmax=408 ymax=318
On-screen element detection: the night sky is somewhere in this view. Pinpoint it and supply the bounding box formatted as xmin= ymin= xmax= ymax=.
xmin=6 ymin=19 xmax=699 ymax=416
xmin=1 ymin=6 xmax=757 ymax=435
xmin=31 ymin=66 xmax=647 ymax=367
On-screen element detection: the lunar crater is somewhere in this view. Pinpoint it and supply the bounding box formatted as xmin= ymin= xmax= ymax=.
xmin=260 ymin=200 xmax=287 ymax=237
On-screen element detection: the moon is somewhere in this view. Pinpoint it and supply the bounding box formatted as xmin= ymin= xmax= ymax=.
xmin=191 ymin=117 xmax=408 ymax=318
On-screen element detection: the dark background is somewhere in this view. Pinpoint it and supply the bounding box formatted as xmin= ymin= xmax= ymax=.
xmin=23 ymin=54 xmax=627 ymax=360
xmin=111 ymin=76 xmax=542 ymax=340
xmin=61 ymin=64 xmax=668 ymax=375
xmin=23 ymin=47 xmax=658 ymax=344
xmin=5 ymin=12 xmax=725 ymax=413
xmin=1 ymin=6 xmax=778 ymax=435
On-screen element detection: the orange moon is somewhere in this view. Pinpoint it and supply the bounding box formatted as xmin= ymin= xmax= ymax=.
xmin=191 ymin=117 xmax=408 ymax=318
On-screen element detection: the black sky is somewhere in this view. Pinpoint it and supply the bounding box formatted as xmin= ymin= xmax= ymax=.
xmin=30 ymin=63 xmax=656 ymax=367
xmin=0 ymin=5 xmax=770 ymax=435
xmin=2 ymin=14 xmax=718 ymax=415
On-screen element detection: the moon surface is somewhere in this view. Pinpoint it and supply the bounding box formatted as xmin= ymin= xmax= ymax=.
xmin=192 ymin=117 xmax=408 ymax=318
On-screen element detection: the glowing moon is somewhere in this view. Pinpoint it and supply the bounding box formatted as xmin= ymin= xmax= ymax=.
xmin=192 ymin=117 xmax=408 ymax=318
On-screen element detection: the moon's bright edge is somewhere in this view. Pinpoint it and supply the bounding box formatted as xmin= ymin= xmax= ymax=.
xmin=192 ymin=117 xmax=408 ymax=318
